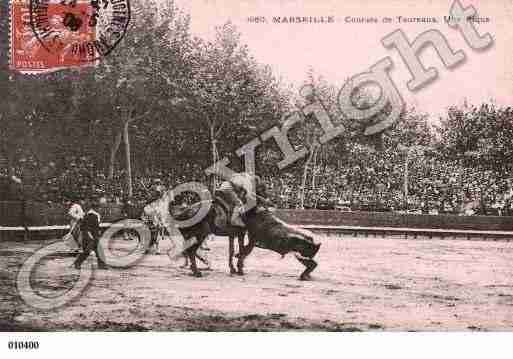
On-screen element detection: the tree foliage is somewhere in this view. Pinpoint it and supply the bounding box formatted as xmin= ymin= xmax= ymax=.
xmin=0 ymin=0 xmax=288 ymax=196
xmin=435 ymin=103 xmax=513 ymax=170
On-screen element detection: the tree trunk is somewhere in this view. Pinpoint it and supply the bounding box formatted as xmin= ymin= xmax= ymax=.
xmin=300 ymin=148 xmax=315 ymax=209
xmin=123 ymin=121 xmax=133 ymax=198
xmin=210 ymin=124 xmax=217 ymax=192
xmin=311 ymin=148 xmax=319 ymax=189
xmin=108 ymin=130 xmax=123 ymax=179
xmin=300 ymin=162 xmax=308 ymax=209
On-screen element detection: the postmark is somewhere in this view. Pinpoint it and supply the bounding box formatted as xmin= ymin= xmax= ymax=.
xmin=9 ymin=0 xmax=130 ymax=73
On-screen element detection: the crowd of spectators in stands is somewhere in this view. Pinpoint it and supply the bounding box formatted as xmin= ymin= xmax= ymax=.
xmin=3 ymin=148 xmax=513 ymax=216
xmin=266 ymin=145 xmax=513 ymax=216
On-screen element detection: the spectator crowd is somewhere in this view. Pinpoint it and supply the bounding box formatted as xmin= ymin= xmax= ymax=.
xmin=3 ymin=145 xmax=513 ymax=217
xmin=266 ymin=145 xmax=513 ymax=215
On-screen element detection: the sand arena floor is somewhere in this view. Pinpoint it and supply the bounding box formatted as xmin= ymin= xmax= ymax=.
xmin=1 ymin=233 xmax=512 ymax=331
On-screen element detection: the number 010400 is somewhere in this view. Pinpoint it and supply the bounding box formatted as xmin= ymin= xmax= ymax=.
xmin=8 ymin=341 xmax=39 ymax=350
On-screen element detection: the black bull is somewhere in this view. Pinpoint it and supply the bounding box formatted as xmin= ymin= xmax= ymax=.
xmin=174 ymin=200 xmax=321 ymax=280
xmin=243 ymin=206 xmax=321 ymax=280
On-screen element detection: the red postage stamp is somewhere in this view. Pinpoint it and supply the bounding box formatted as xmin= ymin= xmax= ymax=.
xmin=10 ymin=0 xmax=130 ymax=74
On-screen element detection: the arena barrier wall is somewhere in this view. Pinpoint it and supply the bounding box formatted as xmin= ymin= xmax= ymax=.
xmin=0 ymin=201 xmax=127 ymax=227
xmin=274 ymin=209 xmax=513 ymax=231
xmin=2 ymin=201 xmax=513 ymax=231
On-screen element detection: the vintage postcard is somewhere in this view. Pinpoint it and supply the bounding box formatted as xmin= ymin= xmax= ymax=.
xmin=1 ymin=0 xmax=513 ymax=354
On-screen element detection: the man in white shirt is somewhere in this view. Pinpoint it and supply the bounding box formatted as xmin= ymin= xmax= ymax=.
xmin=69 ymin=201 xmax=85 ymax=227
xmin=66 ymin=198 xmax=85 ymax=251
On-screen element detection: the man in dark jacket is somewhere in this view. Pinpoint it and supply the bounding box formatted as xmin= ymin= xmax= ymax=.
xmin=73 ymin=199 xmax=108 ymax=269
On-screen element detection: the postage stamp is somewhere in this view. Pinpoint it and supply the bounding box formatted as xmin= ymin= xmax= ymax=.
xmin=10 ymin=0 xmax=130 ymax=73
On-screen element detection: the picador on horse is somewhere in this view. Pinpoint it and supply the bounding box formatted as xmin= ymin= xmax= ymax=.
xmin=172 ymin=172 xmax=322 ymax=280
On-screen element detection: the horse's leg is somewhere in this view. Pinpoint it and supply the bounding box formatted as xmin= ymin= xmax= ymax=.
xmin=146 ymin=229 xmax=156 ymax=254
xmin=188 ymin=236 xmax=204 ymax=277
xmin=155 ymin=228 xmax=161 ymax=255
xmin=180 ymin=234 xmax=190 ymax=268
xmin=228 ymin=236 xmax=237 ymax=274
xmin=236 ymin=232 xmax=254 ymax=275
xmin=242 ymin=232 xmax=255 ymax=257
xmin=195 ymin=252 xmax=211 ymax=270
xmin=295 ymin=254 xmax=317 ymax=281
xmin=187 ymin=247 xmax=201 ymax=277
xmin=180 ymin=255 xmax=189 ymax=268
xmin=201 ymin=234 xmax=210 ymax=250
xmin=188 ymin=251 xmax=200 ymax=277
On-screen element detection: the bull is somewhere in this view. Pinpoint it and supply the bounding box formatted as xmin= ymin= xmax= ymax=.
xmin=242 ymin=206 xmax=321 ymax=281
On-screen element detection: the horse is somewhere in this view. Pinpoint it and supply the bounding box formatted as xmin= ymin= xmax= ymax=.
xmin=241 ymin=205 xmax=321 ymax=280
xmin=145 ymin=217 xmax=213 ymax=269
xmin=170 ymin=199 xmax=250 ymax=277
xmin=180 ymin=242 xmax=211 ymax=270
xmin=171 ymin=173 xmax=275 ymax=277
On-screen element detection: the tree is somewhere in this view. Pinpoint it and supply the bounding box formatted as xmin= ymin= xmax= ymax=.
xmin=383 ymin=107 xmax=433 ymax=150
xmin=70 ymin=0 xmax=195 ymax=196
xmin=178 ymin=22 xmax=288 ymax=188
xmin=435 ymin=102 xmax=513 ymax=171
